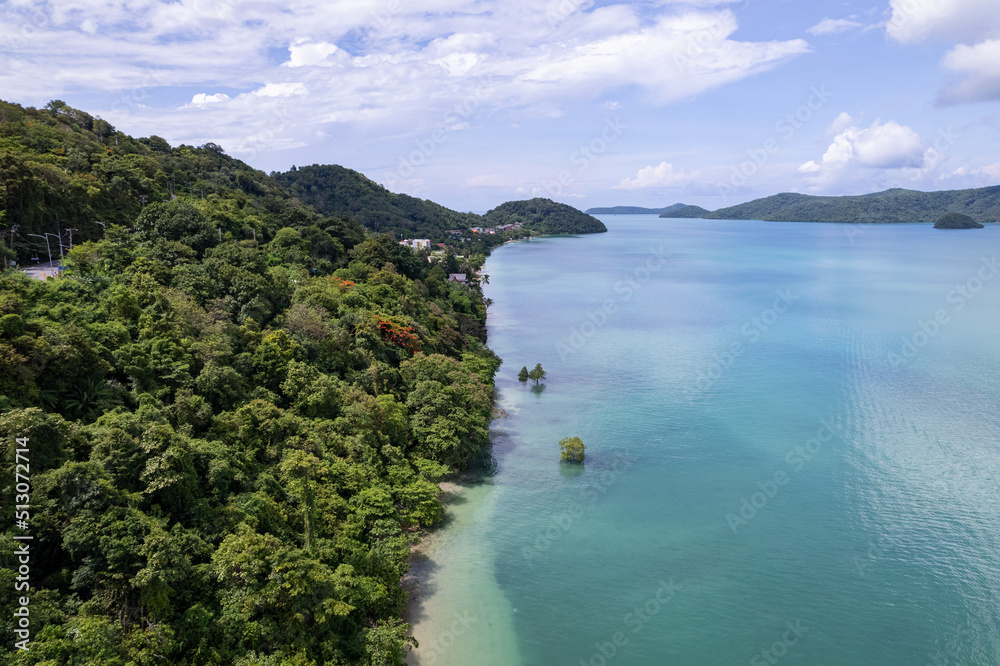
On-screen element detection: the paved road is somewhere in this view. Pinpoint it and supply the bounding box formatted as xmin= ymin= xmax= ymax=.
xmin=19 ymin=260 xmax=63 ymax=280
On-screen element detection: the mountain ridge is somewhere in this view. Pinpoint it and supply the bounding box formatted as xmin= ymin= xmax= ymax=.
xmin=658 ymin=186 xmax=1000 ymax=224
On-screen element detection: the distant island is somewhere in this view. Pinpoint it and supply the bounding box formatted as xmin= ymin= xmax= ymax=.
xmin=934 ymin=212 xmax=984 ymax=229
xmin=658 ymin=186 xmax=1000 ymax=225
xmin=586 ymin=203 xmax=688 ymax=215
xmin=484 ymin=199 xmax=606 ymax=235
xmin=660 ymin=204 xmax=711 ymax=218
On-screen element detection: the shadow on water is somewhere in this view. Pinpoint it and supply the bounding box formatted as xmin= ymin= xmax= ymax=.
xmin=402 ymin=548 xmax=440 ymax=627
xmin=403 ymin=428 xmax=506 ymax=632
xmin=559 ymin=462 xmax=586 ymax=479
xmin=529 ymin=383 xmax=546 ymax=396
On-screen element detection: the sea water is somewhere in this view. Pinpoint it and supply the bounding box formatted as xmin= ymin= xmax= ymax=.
xmin=407 ymin=217 xmax=1000 ymax=665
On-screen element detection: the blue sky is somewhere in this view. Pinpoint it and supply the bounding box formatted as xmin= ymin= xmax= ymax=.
xmin=2 ymin=0 xmax=999 ymax=212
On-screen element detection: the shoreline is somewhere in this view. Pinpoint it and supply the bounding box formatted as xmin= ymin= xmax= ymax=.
xmin=402 ymin=241 xmax=520 ymax=663
xmin=401 ymin=480 xmax=463 ymax=664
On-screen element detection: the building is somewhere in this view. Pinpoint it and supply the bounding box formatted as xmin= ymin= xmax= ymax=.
xmin=399 ymin=238 xmax=431 ymax=250
xmin=448 ymin=273 xmax=468 ymax=284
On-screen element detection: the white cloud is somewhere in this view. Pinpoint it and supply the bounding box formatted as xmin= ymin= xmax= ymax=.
xmin=793 ymin=119 xmax=1000 ymax=193
xmin=807 ymin=17 xmax=865 ymax=36
xmin=849 ymin=120 xmax=925 ymax=168
xmin=886 ymin=0 xmax=1000 ymax=105
xmin=252 ymin=82 xmax=307 ymax=98
xmin=886 ymin=0 xmax=1000 ymax=44
xmin=809 ymin=119 xmax=925 ymax=170
xmin=939 ymin=39 xmax=1000 ymax=104
xmin=0 ymin=1 xmax=810 ymax=168
xmin=287 ymin=40 xmax=341 ymax=68
xmin=189 ymin=93 xmax=230 ymax=106
xmin=827 ymin=111 xmax=855 ymax=136
xmin=798 ymin=119 xmax=932 ymax=190
xmin=974 ymin=162 xmax=1000 ymax=182
xmin=616 ymin=162 xmax=694 ymax=189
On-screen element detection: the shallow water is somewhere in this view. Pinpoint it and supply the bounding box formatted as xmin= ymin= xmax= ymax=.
xmin=408 ymin=217 xmax=1000 ymax=665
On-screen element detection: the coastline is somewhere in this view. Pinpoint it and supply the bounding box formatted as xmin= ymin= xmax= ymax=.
xmin=403 ymin=238 xmax=528 ymax=665
xmin=402 ymin=474 xmax=521 ymax=666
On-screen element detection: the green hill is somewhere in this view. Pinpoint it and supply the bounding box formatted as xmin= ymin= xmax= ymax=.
xmin=0 ymin=99 xmax=311 ymax=260
xmin=275 ymin=165 xmax=605 ymax=249
xmin=586 ymin=203 xmax=687 ymax=215
xmin=0 ymin=98 xmax=501 ymax=665
xmin=935 ymin=212 xmax=984 ymax=229
xmin=668 ymin=187 xmax=1000 ymax=224
xmin=660 ymin=204 xmax=711 ymax=218
xmin=273 ymin=164 xmax=480 ymax=239
xmin=483 ymin=198 xmax=607 ymax=235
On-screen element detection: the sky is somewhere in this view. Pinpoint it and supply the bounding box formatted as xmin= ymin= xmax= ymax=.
xmin=2 ymin=0 xmax=1000 ymax=213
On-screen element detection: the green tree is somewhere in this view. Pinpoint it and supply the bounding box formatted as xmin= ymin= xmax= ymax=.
xmin=559 ymin=436 xmax=586 ymax=463
xmin=517 ymin=366 xmax=529 ymax=383
xmin=528 ymin=363 xmax=546 ymax=385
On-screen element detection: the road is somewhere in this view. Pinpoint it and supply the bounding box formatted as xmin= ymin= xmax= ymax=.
xmin=19 ymin=260 xmax=63 ymax=281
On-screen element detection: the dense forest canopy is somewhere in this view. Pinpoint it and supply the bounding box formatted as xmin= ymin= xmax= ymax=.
xmin=0 ymin=99 xmax=528 ymax=665
xmin=482 ymin=198 xmax=607 ymax=235
xmin=275 ymin=166 xmax=607 ymax=252
xmin=273 ymin=165 xmax=480 ymax=241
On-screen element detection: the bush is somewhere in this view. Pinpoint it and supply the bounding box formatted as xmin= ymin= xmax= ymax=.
xmin=559 ymin=436 xmax=585 ymax=463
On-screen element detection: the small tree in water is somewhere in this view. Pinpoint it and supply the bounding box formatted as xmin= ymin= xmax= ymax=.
xmin=559 ymin=436 xmax=585 ymax=463
xmin=518 ymin=366 xmax=529 ymax=383
xmin=528 ymin=363 xmax=546 ymax=385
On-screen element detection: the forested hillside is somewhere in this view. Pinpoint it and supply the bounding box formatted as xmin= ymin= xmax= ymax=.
xmin=0 ymin=100 xmax=501 ymax=665
xmin=276 ymin=166 xmax=607 ymax=249
xmin=273 ymin=165 xmax=480 ymax=241
xmin=482 ymin=198 xmax=607 ymax=235
xmin=660 ymin=187 xmax=1000 ymax=224
xmin=658 ymin=205 xmax=711 ymax=219
xmin=585 ymin=204 xmax=686 ymax=215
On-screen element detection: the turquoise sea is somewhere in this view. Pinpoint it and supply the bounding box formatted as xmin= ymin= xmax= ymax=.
xmin=406 ymin=217 xmax=1000 ymax=665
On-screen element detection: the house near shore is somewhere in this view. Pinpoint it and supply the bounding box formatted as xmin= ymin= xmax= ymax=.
xmin=399 ymin=238 xmax=431 ymax=250
xmin=448 ymin=273 xmax=467 ymax=283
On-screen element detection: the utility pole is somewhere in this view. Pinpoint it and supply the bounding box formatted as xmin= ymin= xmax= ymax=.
xmin=28 ymin=233 xmax=51 ymax=266
xmin=66 ymin=228 xmax=78 ymax=250
xmin=48 ymin=233 xmax=64 ymax=262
